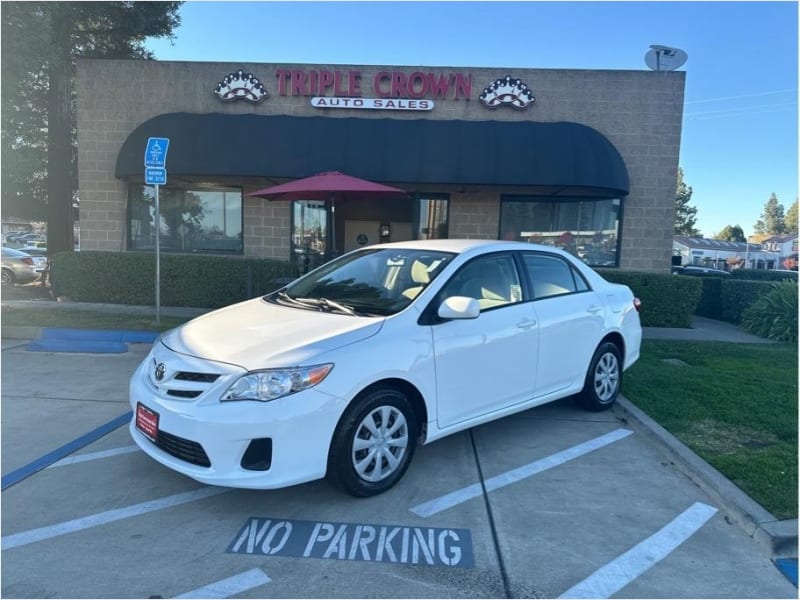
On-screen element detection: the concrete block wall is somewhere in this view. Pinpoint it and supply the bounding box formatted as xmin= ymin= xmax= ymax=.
xmin=77 ymin=60 xmax=684 ymax=270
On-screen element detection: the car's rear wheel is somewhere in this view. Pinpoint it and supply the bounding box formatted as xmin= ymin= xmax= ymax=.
xmin=327 ymin=387 xmax=418 ymax=497
xmin=1 ymin=269 xmax=15 ymax=286
xmin=577 ymin=342 xmax=621 ymax=411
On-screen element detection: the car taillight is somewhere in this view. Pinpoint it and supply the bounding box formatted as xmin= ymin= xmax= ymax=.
xmin=633 ymin=297 xmax=642 ymax=312
xmin=21 ymin=257 xmax=34 ymax=266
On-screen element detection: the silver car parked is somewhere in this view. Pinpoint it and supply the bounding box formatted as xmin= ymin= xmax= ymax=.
xmin=1 ymin=247 xmax=47 ymax=285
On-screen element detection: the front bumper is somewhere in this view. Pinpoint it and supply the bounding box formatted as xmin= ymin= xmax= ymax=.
xmin=129 ymin=346 xmax=348 ymax=489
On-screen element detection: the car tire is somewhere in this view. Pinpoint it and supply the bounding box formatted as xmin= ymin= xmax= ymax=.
xmin=1 ymin=268 xmax=15 ymax=286
xmin=327 ymin=387 xmax=418 ymax=497
xmin=577 ymin=342 xmax=622 ymax=411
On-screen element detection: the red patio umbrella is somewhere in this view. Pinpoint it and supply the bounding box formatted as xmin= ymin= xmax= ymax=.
xmin=246 ymin=171 xmax=407 ymax=259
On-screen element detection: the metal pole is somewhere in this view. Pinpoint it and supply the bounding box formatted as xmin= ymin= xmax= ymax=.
xmin=155 ymin=184 xmax=161 ymax=325
xmin=744 ymin=240 xmax=749 ymax=269
xmin=329 ymin=191 xmax=336 ymax=261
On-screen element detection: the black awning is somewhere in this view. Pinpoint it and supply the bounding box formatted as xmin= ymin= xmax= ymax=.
xmin=115 ymin=113 xmax=629 ymax=196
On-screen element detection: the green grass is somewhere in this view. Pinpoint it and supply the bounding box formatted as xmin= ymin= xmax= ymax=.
xmin=622 ymin=340 xmax=798 ymax=519
xmin=1 ymin=306 xmax=192 ymax=332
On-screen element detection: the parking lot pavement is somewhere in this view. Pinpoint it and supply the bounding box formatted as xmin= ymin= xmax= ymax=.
xmin=1 ymin=340 xmax=796 ymax=598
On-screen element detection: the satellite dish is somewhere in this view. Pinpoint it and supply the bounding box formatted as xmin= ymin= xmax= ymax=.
xmin=645 ymin=45 xmax=688 ymax=71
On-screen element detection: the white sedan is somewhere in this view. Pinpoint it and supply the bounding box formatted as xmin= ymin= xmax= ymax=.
xmin=130 ymin=240 xmax=641 ymax=496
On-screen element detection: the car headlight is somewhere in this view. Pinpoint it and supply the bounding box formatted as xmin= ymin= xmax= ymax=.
xmin=221 ymin=364 xmax=334 ymax=402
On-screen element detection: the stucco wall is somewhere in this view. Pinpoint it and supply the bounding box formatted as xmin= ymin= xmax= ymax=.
xmin=76 ymin=59 xmax=684 ymax=269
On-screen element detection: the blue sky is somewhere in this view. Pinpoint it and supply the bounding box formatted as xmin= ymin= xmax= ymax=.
xmin=145 ymin=1 xmax=798 ymax=238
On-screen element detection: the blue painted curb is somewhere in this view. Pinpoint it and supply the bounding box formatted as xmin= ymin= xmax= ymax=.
xmin=27 ymin=329 xmax=158 ymax=353
xmin=40 ymin=328 xmax=159 ymax=343
xmin=1 ymin=411 xmax=133 ymax=490
xmin=27 ymin=339 xmax=129 ymax=353
xmin=774 ymin=558 xmax=798 ymax=587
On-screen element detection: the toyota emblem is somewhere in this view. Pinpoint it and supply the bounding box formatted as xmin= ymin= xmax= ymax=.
xmin=154 ymin=362 xmax=166 ymax=382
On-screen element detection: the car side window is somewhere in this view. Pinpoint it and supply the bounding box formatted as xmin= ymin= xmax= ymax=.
xmin=523 ymin=254 xmax=587 ymax=299
xmin=440 ymin=254 xmax=523 ymax=311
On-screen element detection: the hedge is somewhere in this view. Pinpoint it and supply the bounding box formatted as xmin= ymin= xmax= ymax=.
xmin=720 ymin=279 xmax=776 ymax=324
xmin=596 ymin=269 xmax=701 ymax=328
xmin=50 ymin=251 xmax=295 ymax=308
xmin=730 ymin=269 xmax=798 ymax=282
xmin=695 ymin=276 xmax=724 ymax=319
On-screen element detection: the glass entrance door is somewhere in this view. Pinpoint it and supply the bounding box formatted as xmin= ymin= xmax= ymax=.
xmin=292 ymin=200 xmax=328 ymax=274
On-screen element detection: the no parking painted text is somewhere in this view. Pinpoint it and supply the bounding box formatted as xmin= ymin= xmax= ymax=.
xmin=227 ymin=517 xmax=474 ymax=568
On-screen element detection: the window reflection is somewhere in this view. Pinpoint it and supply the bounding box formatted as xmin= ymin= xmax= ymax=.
xmin=128 ymin=185 xmax=243 ymax=254
xmin=500 ymin=197 xmax=621 ymax=267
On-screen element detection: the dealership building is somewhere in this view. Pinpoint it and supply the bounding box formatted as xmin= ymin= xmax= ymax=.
xmin=76 ymin=59 xmax=685 ymax=273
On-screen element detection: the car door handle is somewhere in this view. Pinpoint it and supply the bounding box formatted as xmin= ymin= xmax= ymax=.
xmin=587 ymin=305 xmax=603 ymax=315
xmin=517 ymin=320 xmax=537 ymax=329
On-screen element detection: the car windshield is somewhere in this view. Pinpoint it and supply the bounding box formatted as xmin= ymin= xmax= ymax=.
xmin=270 ymin=248 xmax=455 ymax=316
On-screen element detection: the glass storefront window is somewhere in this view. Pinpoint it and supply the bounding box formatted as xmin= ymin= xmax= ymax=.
xmin=415 ymin=194 xmax=449 ymax=240
xmin=128 ymin=185 xmax=243 ymax=254
xmin=500 ymin=196 xmax=622 ymax=267
xmin=292 ymin=200 xmax=328 ymax=274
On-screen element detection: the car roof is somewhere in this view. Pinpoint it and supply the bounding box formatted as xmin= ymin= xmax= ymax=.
xmin=367 ymin=238 xmax=573 ymax=256
xmin=2 ymin=247 xmax=32 ymax=257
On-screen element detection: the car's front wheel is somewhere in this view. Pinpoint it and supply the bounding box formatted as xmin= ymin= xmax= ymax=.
xmin=327 ymin=387 xmax=418 ymax=497
xmin=577 ymin=342 xmax=622 ymax=411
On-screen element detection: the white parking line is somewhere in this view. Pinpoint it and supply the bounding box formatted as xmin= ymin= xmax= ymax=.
xmin=410 ymin=428 xmax=634 ymax=517
xmin=559 ymin=502 xmax=718 ymax=599
xmin=174 ymin=568 xmax=271 ymax=598
xmin=46 ymin=445 xmax=140 ymax=468
xmin=2 ymin=487 xmax=230 ymax=550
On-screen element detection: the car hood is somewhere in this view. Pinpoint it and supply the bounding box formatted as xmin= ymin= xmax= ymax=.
xmin=161 ymin=297 xmax=384 ymax=371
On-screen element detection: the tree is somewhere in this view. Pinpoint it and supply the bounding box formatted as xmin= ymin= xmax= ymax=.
xmin=674 ymin=167 xmax=700 ymax=236
xmin=714 ymin=224 xmax=746 ymax=242
xmin=784 ymin=200 xmax=798 ymax=235
xmin=1 ymin=2 xmax=182 ymax=254
xmin=753 ymin=193 xmax=786 ymax=236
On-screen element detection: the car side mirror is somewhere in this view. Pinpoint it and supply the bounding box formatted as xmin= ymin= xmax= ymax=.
xmin=437 ymin=296 xmax=480 ymax=320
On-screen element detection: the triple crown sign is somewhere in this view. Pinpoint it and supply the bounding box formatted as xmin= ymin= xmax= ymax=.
xmin=144 ymin=137 xmax=170 ymax=184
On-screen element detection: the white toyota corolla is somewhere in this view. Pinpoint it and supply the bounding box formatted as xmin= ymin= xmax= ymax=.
xmin=130 ymin=240 xmax=641 ymax=496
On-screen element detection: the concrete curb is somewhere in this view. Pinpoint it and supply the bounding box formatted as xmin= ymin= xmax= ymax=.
xmin=1 ymin=326 xmax=42 ymax=340
xmin=614 ymin=395 xmax=797 ymax=557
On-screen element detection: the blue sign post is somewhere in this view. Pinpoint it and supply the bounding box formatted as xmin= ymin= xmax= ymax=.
xmin=144 ymin=138 xmax=170 ymax=325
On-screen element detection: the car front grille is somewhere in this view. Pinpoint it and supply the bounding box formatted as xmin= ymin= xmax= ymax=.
xmin=175 ymin=372 xmax=220 ymax=383
xmin=154 ymin=369 xmax=222 ymax=400
xmin=167 ymin=390 xmax=202 ymax=399
xmin=155 ymin=430 xmax=211 ymax=467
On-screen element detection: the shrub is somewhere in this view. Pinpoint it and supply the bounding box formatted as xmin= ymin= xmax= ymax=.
xmin=741 ymin=281 xmax=798 ymax=342
xmin=720 ymin=279 xmax=776 ymax=324
xmin=596 ymin=270 xmax=701 ymax=327
xmin=50 ymin=251 xmax=295 ymax=308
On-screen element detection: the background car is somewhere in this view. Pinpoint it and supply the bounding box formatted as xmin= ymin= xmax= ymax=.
xmin=1 ymin=247 xmax=47 ymax=285
xmin=672 ymin=265 xmax=731 ymax=276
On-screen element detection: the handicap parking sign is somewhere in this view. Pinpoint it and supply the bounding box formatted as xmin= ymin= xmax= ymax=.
xmin=144 ymin=137 xmax=170 ymax=168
